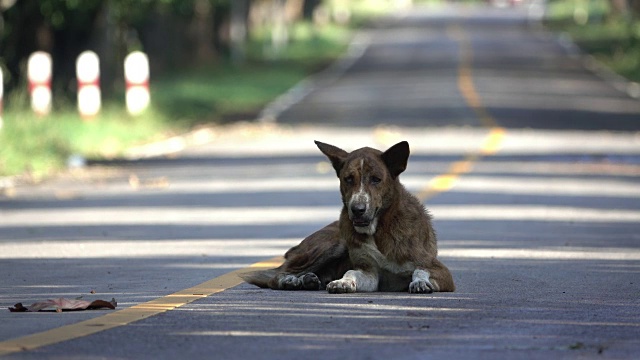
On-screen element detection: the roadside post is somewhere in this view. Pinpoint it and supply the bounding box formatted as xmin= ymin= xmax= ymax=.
xmin=76 ymin=51 xmax=101 ymax=119
xmin=124 ymin=51 xmax=150 ymax=116
xmin=27 ymin=52 xmax=53 ymax=116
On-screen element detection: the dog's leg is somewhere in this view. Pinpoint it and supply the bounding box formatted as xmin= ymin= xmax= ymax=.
xmin=327 ymin=270 xmax=378 ymax=293
xmin=426 ymin=258 xmax=456 ymax=292
xmin=410 ymin=258 xmax=456 ymax=293
xmin=409 ymin=269 xmax=436 ymax=294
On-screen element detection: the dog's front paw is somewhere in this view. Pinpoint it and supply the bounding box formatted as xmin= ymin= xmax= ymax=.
xmin=279 ymin=274 xmax=302 ymax=290
xmin=409 ymin=279 xmax=434 ymax=294
xmin=301 ymin=273 xmax=321 ymax=290
xmin=327 ymin=279 xmax=356 ymax=294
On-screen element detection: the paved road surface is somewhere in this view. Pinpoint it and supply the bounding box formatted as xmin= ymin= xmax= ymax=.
xmin=2 ymin=3 xmax=640 ymax=359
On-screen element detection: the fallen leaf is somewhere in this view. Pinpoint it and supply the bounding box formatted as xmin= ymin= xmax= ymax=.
xmin=8 ymin=298 xmax=117 ymax=312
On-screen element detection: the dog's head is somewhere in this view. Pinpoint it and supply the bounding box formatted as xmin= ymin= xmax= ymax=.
xmin=315 ymin=140 xmax=410 ymax=235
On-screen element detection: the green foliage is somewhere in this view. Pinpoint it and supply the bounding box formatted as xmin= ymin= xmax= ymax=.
xmin=545 ymin=0 xmax=610 ymax=23
xmin=247 ymin=21 xmax=350 ymax=61
xmin=545 ymin=0 xmax=640 ymax=82
xmin=37 ymin=0 xmax=102 ymax=29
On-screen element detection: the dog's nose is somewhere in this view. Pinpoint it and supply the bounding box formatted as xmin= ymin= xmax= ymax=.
xmin=350 ymin=203 xmax=367 ymax=217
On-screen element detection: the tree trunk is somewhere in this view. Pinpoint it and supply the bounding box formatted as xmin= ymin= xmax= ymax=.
xmin=230 ymin=0 xmax=249 ymax=64
xmin=191 ymin=0 xmax=216 ymax=65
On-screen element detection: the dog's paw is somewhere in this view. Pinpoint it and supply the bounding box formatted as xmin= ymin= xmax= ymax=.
xmin=327 ymin=279 xmax=356 ymax=294
xmin=279 ymin=274 xmax=302 ymax=290
xmin=301 ymin=273 xmax=321 ymax=290
xmin=409 ymin=279 xmax=435 ymax=294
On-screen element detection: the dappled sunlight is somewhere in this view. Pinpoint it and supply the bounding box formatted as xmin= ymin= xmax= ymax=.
xmin=165 ymin=262 xmax=266 ymax=270
xmin=514 ymin=319 xmax=640 ymax=328
xmin=175 ymin=330 xmax=425 ymax=342
xmin=163 ymin=282 xmax=640 ymax=354
xmin=177 ymin=306 xmax=470 ymax=320
xmin=436 ymin=160 xmax=640 ymax=177
xmin=590 ymin=263 xmax=640 ymax=274
xmin=0 ymin=238 xmax=300 ymax=259
xmin=169 ymin=290 xmax=480 ymax=343
xmin=446 ymin=175 xmax=640 ymax=197
xmin=172 ymin=330 xmax=535 ymax=345
xmin=442 ymin=247 xmax=640 ymax=261
xmin=433 ymin=205 xmax=640 ymax=223
xmin=2 ymin=203 xmax=640 ymax=229
xmin=22 ymin=170 xmax=640 ymax=199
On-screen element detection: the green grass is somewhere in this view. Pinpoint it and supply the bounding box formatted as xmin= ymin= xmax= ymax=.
xmin=151 ymin=63 xmax=312 ymax=125
xmin=545 ymin=0 xmax=640 ymax=82
xmin=0 ymin=23 xmax=350 ymax=178
xmin=0 ymin=106 xmax=167 ymax=178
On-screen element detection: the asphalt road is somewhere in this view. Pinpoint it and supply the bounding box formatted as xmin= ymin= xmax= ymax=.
xmin=2 ymin=3 xmax=640 ymax=359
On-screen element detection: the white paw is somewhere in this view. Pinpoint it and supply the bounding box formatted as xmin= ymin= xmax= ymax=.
xmin=409 ymin=279 xmax=434 ymax=294
xmin=327 ymin=278 xmax=356 ymax=293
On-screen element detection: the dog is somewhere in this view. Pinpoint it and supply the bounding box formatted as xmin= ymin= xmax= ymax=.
xmin=242 ymin=141 xmax=455 ymax=293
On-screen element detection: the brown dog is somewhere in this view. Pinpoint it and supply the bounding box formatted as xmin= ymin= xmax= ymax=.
xmin=242 ymin=141 xmax=455 ymax=293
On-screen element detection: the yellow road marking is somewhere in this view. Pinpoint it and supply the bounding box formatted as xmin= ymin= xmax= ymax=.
xmin=418 ymin=24 xmax=506 ymax=201
xmin=1 ymin=22 xmax=505 ymax=357
xmin=0 ymin=257 xmax=283 ymax=356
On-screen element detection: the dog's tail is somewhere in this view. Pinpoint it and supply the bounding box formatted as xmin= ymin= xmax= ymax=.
xmin=239 ymin=268 xmax=279 ymax=289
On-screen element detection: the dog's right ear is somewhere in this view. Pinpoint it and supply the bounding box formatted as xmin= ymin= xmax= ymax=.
xmin=382 ymin=141 xmax=410 ymax=179
xmin=315 ymin=141 xmax=348 ymax=175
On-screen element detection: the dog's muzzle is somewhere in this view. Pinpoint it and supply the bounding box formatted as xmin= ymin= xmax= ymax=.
xmin=350 ymin=202 xmax=370 ymax=227
xmin=349 ymin=201 xmax=380 ymax=231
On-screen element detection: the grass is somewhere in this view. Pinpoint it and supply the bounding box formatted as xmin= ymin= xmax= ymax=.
xmin=151 ymin=63 xmax=312 ymax=125
xmin=0 ymin=22 xmax=350 ymax=178
xmin=545 ymin=0 xmax=640 ymax=82
xmin=0 ymin=105 xmax=168 ymax=178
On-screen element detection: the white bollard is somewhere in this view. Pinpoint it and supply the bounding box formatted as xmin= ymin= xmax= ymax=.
xmin=76 ymin=51 xmax=101 ymax=119
xmin=27 ymin=52 xmax=53 ymax=116
xmin=124 ymin=51 xmax=150 ymax=116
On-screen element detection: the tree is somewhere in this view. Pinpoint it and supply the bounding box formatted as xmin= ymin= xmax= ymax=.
xmin=0 ymin=0 xmax=327 ymax=103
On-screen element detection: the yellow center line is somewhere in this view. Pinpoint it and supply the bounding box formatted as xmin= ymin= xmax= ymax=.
xmin=0 ymin=257 xmax=284 ymax=356
xmin=418 ymin=24 xmax=506 ymax=202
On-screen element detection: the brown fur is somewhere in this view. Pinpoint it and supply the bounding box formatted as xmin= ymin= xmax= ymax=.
xmin=241 ymin=141 xmax=455 ymax=293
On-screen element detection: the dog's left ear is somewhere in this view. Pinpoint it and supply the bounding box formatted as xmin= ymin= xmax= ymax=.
xmin=382 ymin=141 xmax=410 ymax=179
xmin=315 ymin=140 xmax=349 ymax=176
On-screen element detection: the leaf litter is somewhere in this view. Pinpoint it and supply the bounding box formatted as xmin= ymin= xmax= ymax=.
xmin=8 ymin=297 xmax=117 ymax=312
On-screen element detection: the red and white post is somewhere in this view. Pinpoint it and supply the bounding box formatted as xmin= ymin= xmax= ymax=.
xmin=124 ymin=51 xmax=150 ymax=116
xmin=27 ymin=52 xmax=53 ymax=116
xmin=76 ymin=51 xmax=101 ymax=119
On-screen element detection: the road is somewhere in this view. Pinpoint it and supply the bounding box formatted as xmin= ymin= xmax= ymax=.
xmin=2 ymin=3 xmax=640 ymax=359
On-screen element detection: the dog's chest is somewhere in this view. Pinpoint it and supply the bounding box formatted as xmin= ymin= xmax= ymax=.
xmin=353 ymin=236 xmax=414 ymax=277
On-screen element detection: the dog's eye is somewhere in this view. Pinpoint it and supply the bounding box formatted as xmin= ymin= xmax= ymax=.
xmin=344 ymin=176 xmax=355 ymax=185
xmin=370 ymin=176 xmax=381 ymax=185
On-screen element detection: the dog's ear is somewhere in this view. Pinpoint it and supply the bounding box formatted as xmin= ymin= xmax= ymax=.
xmin=382 ymin=141 xmax=410 ymax=179
xmin=315 ymin=141 xmax=348 ymax=175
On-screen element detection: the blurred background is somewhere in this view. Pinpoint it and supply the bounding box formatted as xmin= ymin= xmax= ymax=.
xmin=0 ymin=0 xmax=639 ymax=178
